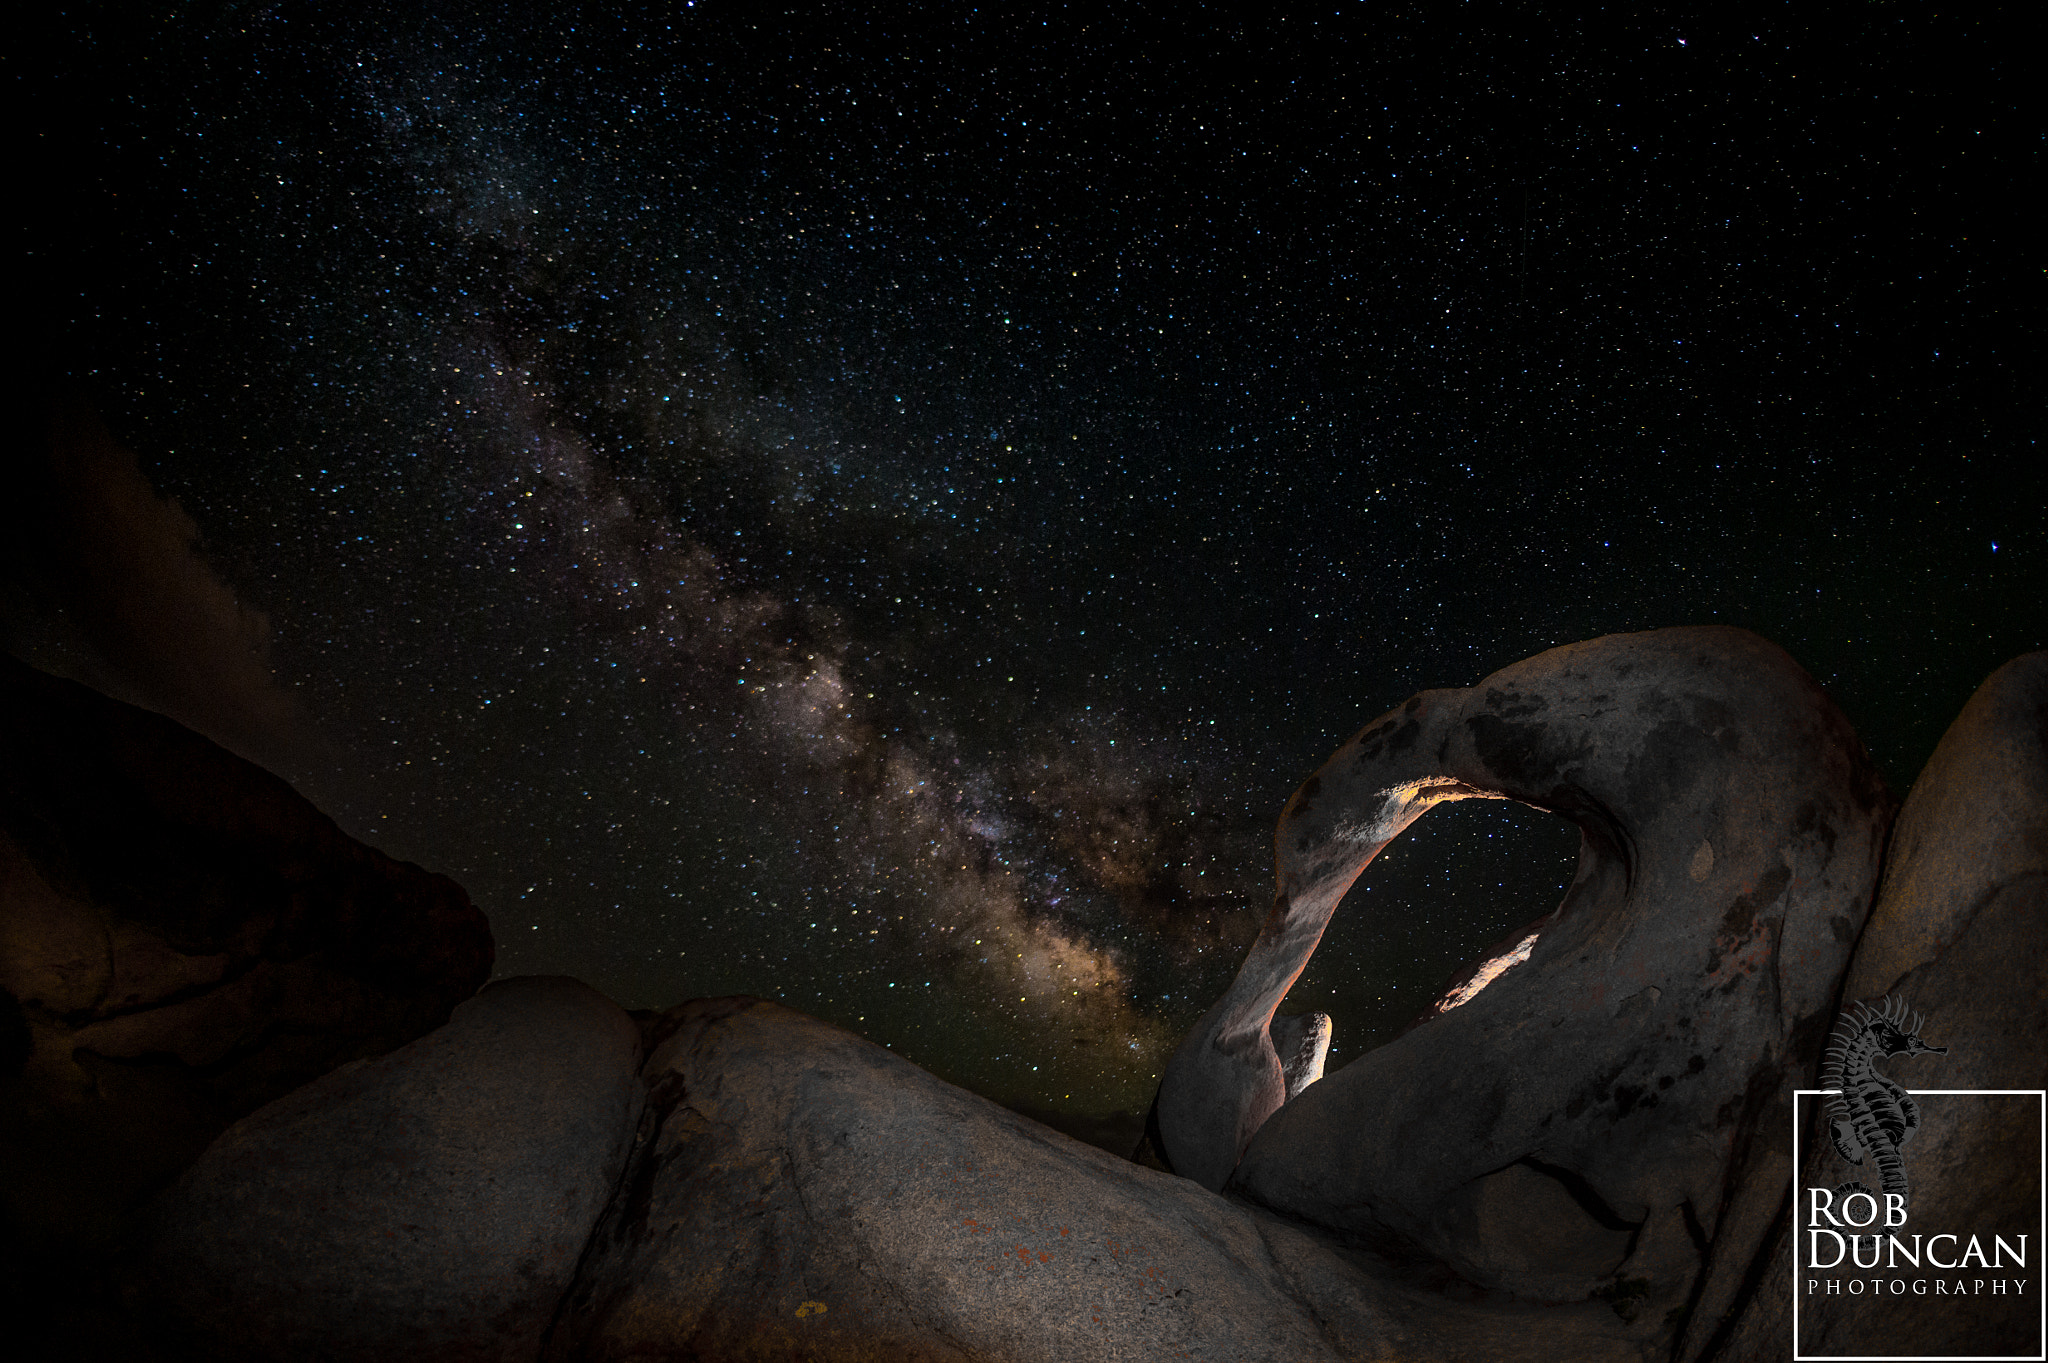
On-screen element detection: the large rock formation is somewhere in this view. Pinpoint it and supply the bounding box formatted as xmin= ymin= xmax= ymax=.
xmin=1716 ymin=651 xmax=2048 ymax=1362
xmin=132 ymin=976 xmax=644 ymax=1362
xmin=1152 ymin=627 xmax=1891 ymax=1355
xmin=0 ymin=657 xmax=492 ymax=1335
xmin=541 ymin=995 xmax=1653 ymax=1363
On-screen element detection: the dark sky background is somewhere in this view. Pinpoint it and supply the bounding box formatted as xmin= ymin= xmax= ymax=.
xmin=15 ymin=2 xmax=2040 ymax=1137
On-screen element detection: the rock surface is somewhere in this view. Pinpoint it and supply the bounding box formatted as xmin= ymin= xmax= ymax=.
xmin=131 ymin=975 xmax=644 ymax=1362
xmin=1154 ymin=627 xmax=1892 ymax=1359
xmin=1270 ymin=1010 xmax=1332 ymax=1102
xmin=543 ymin=995 xmax=1656 ymax=1363
xmin=1716 ymin=652 xmax=2048 ymax=1363
xmin=0 ymin=657 xmax=491 ymax=1318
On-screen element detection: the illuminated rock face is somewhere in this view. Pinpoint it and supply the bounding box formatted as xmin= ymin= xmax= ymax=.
xmin=1270 ymin=1009 xmax=1332 ymax=1101
xmin=1156 ymin=627 xmax=1893 ymax=1343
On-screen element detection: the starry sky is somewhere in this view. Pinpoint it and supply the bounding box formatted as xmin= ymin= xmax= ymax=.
xmin=16 ymin=2 xmax=2040 ymax=1138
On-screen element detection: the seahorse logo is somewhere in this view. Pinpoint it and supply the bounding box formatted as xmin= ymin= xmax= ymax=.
xmin=1820 ymin=996 xmax=1948 ymax=1223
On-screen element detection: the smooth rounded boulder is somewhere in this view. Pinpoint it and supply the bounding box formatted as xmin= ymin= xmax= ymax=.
xmin=1719 ymin=651 xmax=2048 ymax=1363
xmin=541 ymin=995 xmax=1658 ymax=1363
xmin=131 ymin=975 xmax=645 ymax=1362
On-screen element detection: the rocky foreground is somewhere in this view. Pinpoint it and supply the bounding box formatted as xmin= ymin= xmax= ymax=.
xmin=4 ymin=634 xmax=2042 ymax=1361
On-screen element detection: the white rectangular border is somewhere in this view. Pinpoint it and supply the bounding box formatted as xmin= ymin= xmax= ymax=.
xmin=1792 ymin=1089 xmax=2046 ymax=1362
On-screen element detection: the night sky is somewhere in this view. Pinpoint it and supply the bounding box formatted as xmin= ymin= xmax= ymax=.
xmin=16 ymin=3 xmax=2040 ymax=1136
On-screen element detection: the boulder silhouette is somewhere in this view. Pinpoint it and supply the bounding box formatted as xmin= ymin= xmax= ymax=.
xmin=0 ymin=656 xmax=491 ymax=1339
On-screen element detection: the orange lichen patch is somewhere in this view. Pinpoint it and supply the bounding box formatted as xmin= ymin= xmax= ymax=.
xmin=996 ymin=1241 xmax=1057 ymax=1269
xmin=794 ymin=1301 xmax=828 ymax=1318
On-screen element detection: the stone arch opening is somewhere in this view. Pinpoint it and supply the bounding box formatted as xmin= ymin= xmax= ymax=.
xmin=1281 ymin=797 xmax=1580 ymax=1073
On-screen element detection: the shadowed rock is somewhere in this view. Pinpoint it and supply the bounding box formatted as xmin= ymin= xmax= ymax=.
xmin=542 ymin=996 xmax=1657 ymax=1363
xmin=1715 ymin=651 xmax=2047 ymax=1363
xmin=0 ymin=657 xmax=491 ymax=1319
xmin=131 ymin=976 xmax=644 ymax=1362
xmin=1155 ymin=627 xmax=1891 ymax=1349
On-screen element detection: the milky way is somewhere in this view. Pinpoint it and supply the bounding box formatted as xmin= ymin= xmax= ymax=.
xmin=19 ymin=4 xmax=2039 ymax=1130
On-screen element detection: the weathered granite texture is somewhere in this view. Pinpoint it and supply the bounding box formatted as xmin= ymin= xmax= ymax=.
xmin=132 ymin=976 xmax=644 ymax=1362
xmin=0 ymin=657 xmax=491 ymax=1313
xmin=1715 ymin=652 xmax=2048 ymax=1362
xmin=1153 ymin=627 xmax=1893 ymax=1360
xmin=541 ymin=995 xmax=1656 ymax=1363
